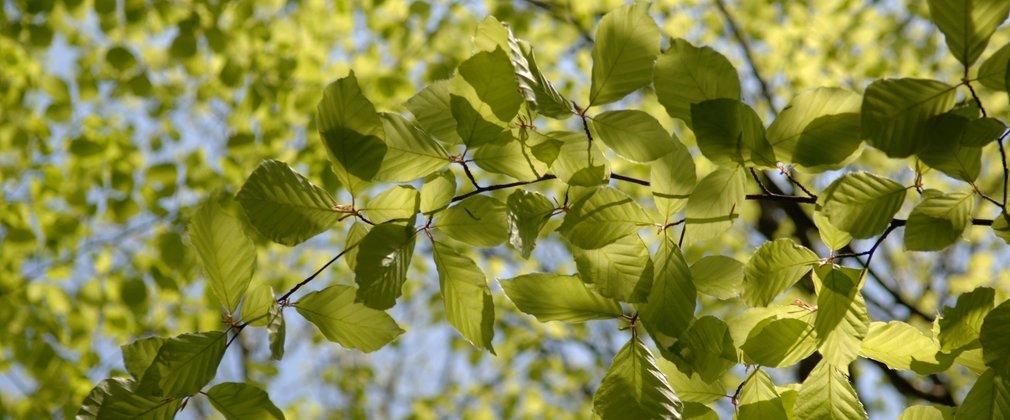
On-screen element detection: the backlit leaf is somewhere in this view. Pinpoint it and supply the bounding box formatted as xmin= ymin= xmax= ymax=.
xmin=742 ymin=318 xmax=818 ymax=367
xmin=419 ymin=170 xmax=456 ymax=215
xmin=651 ymin=142 xmax=696 ymax=218
xmin=819 ymin=172 xmax=907 ymax=239
xmin=690 ymin=255 xmax=744 ymax=300
xmin=859 ymin=321 xmax=951 ymax=373
xmin=737 ymin=370 xmax=787 ymax=419
xmin=742 ymin=239 xmax=818 ymax=307
xmin=558 ymin=186 xmax=651 ymax=249
xmin=904 ymin=191 xmax=974 ymax=251
xmin=683 ymin=167 xmax=746 ymax=244
xmin=550 ymin=131 xmax=611 ymax=187
xmin=589 ymin=3 xmax=661 ymax=106
xmin=506 ymin=189 xmax=555 ymax=259
xmin=135 ymin=332 xmax=227 ymax=397
xmin=237 ymin=160 xmax=341 ymax=246
xmin=638 ymin=235 xmax=696 ymax=342
xmin=861 ymin=78 xmax=956 ymax=157
xmin=189 ymin=198 xmax=256 ymax=313
xmin=354 ymin=223 xmax=416 ymax=310
xmin=433 ymin=242 xmax=495 ymax=353
xmin=813 ymin=266 xmax=869 ymax=367
xmin=437 ymin=195 xmax=508 ymax=247
xmin=206 ymin=382 xmax=284 ymax=420
xmin=793 ymin=361 xmax=867 ymax=420
xmin=295 ymin=284 xmax=404 ymax=352
xmin=77 ymin=378 xmax=180 ymax=420
xmin=691 ymin=98 xmax=776 ymax=168
xmin=956 ymin=369 xmax=1010 ymax=420
xmin=500 ymin=273 xmax=622 ymax=322
xmin=927 ymin=0 xmax=1010 ymax=67
xmin=593 ymin=337 xmax=682 ymax=419
xmin=592 ymin=110 xmax=675 ymax=162
xmin=768 ymin=87 xmax=862 ymax=163
xmin=654 ymin=38 xmax=740 ymax=126
xmin=938 ymin=287 xmax=994 ymax=353
xmin=573 ymin=234 xmax=653 ymax=303
xmin=317 ymin=71 xmax=385 ymax=194
xmin=980 ymin=300 xmax=1010 ymax=375
xmin=363 ymin=185 xmax=419 ymax=224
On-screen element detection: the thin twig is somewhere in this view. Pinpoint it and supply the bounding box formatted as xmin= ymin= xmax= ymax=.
xmin=749 ymin=168 xmax=772 ymax=195
xmin=610 ymin=173 xmax=650 ymax=186
xmin=744 ymin=194 xmax=817 ymax=204
xmin=962 ymin=80 xmax=987 ymax=118
xmin=999 ymin=132 xmax=1010 ymax=207
xmin=450 ymin=175 xmax=557 ymax=203
xmin=276 ymin=248 xmax=351 ymax=303
xmin=461 ymin=161 xmax=481 ymax=189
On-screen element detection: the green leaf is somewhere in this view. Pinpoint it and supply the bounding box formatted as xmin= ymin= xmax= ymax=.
xmin=813 ymin=266 xmax=869 ymax=367
xmin=267 ymin=305 xmax=285 ymax=361
xmin=363 ymin=185 xmax=419 ymax=224
xmin=660 ymin=359 xmax=727 ymax=404
xmin=240 ymin=284 xmax=274 ymax=327
xmin=981 ymin=300 xmax=1010 ymax=374
xmin=515 ymin=40 xmax=573 ymax=118
xmin=814 ymin=203 xmax=853 ymax=251
xmin=354 ymin=223 xmax=416 ymax=310
xmin=550 ymin=131 xmax=611 ymax=186
xmin=742 ymin=318 xmax=818 ymax=367
xmin=473 ymin=15 xmax=511 ymax=54
xmin=767 ymin=87 xmax=862 ymax=164
xmin=589 ymin=2 xmax=661 ymax=106
xmin=471 ymin=131 xmax=548 ymax=181
xmin=861 ymin=78 xmax=957 ymax=157
xmin=671 ymin=316 xmax=737 ymax=382
xmin=859 ymin=321 xmax=951 ymax=373
xmin=926 ymin=0 xmax=1010 ymax=67
xmin=135 ymin=332 xmax=227 ymax=397
xmin=919 ymin=114 xmax=982 ymax=181
xmin=682 ymin=402 xmax=718 ymax=420
xmin=237 ymin=160 xmax=341 ymax=246
xmin=742 ymin=239 xmax=818 ymax=307
xmin=295 ymin=284 xmax=404 ymax=352
xmin=683 ymin=167 xmax=746 ymax=244
xmin=106 ymin=45 xmax=137 ymax=71
xmin=819 ymin=172 xmax=907 ymax=239
xmin=573 ymin=234 xmax=653 ymax=303
xmin=793 ymin=361 xmax=867 ymax=420
xmin=593 ymin=337 xmax=683 ymax=419
xmin=506 ymin=189 xmax=554 ymax=259
xmin=450 ymin=48 xmax=522 ymax=147
xmin=691 ymin=98 xmax=776 ymax=168
xmin=904 ymin=191 xmax=974 ymax=251
xmin=737 ymin=370 xmax=788 ymax=420
xmin=558 ymin=186 xmax=651 ymax=249
xmin=938 ymin=287 xmax=994 ymax=353
xmin=419 ymin=170 xmax=456 ymax=215
xmin=956 ymin=369 xmax=1010 ymax=420
xmin=433 ymin=242 xmax=495 ymax=353
xmin=638 ymin=235 xmax=696 ymax=342
xmin=978 ymin=42 xmax=1010 ymax=91
xmin=77 ymin=378 xmax=180 ymax=420
xmin=592 ymin=110 xmax=675 ymax=162
xmin=317 ymin=71 xmax=386 ymax=194
xmin=437 ymin=195 xmax=507 ymax=247
xmin=690 ymin=255 xmax=744 ymax=300
xmin=962 ymin=117 xmax=1006 ymax=147
xmin=651 ymin=142 xmax=697 ymax=218
xmin=993 ymin=212 xmax=1010 ymax=244
xmin=792 ymin=113 xmax=863 ymax=171
xmin=500 ymin=273 xmax=622 ymax=322
xmin=898 ymin=405 xmax=955 ymax=420
xmin=374 ymin=112 xmax=450 ymax=182
xmin=405 ymin=80 xmax=462 ymax=145
xmin=189 ymin=198 xmax=256 ymax=313
xmin=343 ymin=222 xmax=370 ymax=272
xmin=206 ymin=382 xmax=284 ymax=420
xmin=653 ymin=38 xmax=740 ymax=126
xmin=121 ymin=336 xmax=167 ymax=380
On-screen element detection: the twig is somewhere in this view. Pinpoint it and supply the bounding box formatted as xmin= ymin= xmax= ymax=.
xmin=610 ymin=173 xmax=650 ymax=186
xmin=749 ymin=168 xmax=773 ymax=195
xmin=450 ymin=175 xmax=557 ymax=203
xmin=970 ymin=182 xmax=1004 ymax=209
xmin=461 ymin=161 xmax=481 ymax=189
xmin=276 ymin=248 xmax=351 ymax=303
xmin=999 ymin=131 xmax=1009 ymax=207
xmin=962 ymin=80 xmax=987 ymax=118
xmin=744 ymin=194 xmax=817 ymax=204
xmin=831 ymin=220 xmax=903 ymax=265
xmin=712 ymin=0 xmax=777 ymax=115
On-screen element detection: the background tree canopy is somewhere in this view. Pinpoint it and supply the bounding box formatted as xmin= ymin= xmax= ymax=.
xmin=4 ymin=0 xmax=1010 ymax=418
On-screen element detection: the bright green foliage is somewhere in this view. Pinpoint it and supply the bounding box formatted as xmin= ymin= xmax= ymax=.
xmin=919 ymin=114 xmax=983 ymax=181
xmin=819 ymin=172 xmax=908 ymax=239
xmin=957 ymin=369 xmax=1010 ymax=419
xmin=980 ymin=300 xmax=1010 ymax=375
xmin=353 ymin=223 xmax=417 ymax=310
xmin=77 ymin=378 xmax=180 ymax=419
xmin=437 ymin=195 xmax=508 ymax=247
xmin=638 ymin=235 xmax=696 ymax=343
xmin=506 ymin=189 xmax=554 ymax=259
xmin=550 ymin=131 xmax=611 ymax=186
xmin=237 ymin=160 xmax=341 ymax=246
xmin=690 ymin=256 xmax=744 ymax=300
xmin=654 ymin=38 xmax=740 ymax=127
xmin=420 ymin=171 xmax=457 ymax=215
xmin=592 ymin=110 xmax=675 ymax=162
xmin=814 ymin=266 xmax=869 ymax=367
xmin=793 ymin=361 xmax=867 ymax=420
xmin=742 ymin=239 xmax=818 ymax=307
xmin=683 ymin=167 xmax=746 ymax=243
xmin=691 ymin=98 xmax=776 ymax=168
xmin=500 ymin=273 xmax=622 ymax=322
xmin=668 ymin=316 xmax=737 ymax=382
xmin=406 ymin=81 xmax=462 ymax=145
xmin=241 ymin=285 xmax=275 ymax=327
xmin=898 ymin=405 xmax=954 ymax=420
xmin=267 ymin=305 xmax=285 ymax=361
xmin=316 ymin=72 xmax=386 ymax=194
xmin=205 ymin=382 xmax=285 ymax=420
xmin=189 ymin=201 xmax=256 ymax=314
xmin=471 ymin=131 xmax=549 ymax=181
xmin=588 ymin=3 xmax=661 ymax=107
xmin=451 ymin=48 xmax=523 ymax=148
xmin=558 ymin=186 xmax=651 ymax=249
xmin=860 ymin=321 xmax=950 ymax=373
xmin=742 ymin=318 xmax=818 ymax=367
xmin=994 ymin=213 xmax=1010 ymax=244
xmin=573 ymin=234 xmax=653 ymax=303
xmin=121 ymin=337 xmax=168 ymax=380
xmin=662 ymin=362 xmax=726 ymax=404
xmin=375 ymin=113 xmax=451 ymax=181
xmin=737 ymin=370 xmax=788 ymax=419
xmin=433 ymin=242 xmax=496 ymax=353
xmin=904 ymin=191 xmax=975 ymax=251
xmin=363 ymin=185 xmax=420 ymax=224
xmin=768 ymin=87 xmax=862 ymax=167
xmin=134 ymin=332 xmax=227 ymax=397
xmin=927 ymin=0 xmax=1010 ymax=67
xmin=938 ymin=287 xmax=994 ymax=353
xmin=978 ymin=43 xmax=1010 ymax=91
xmin=295 ymin=285 xmax=404 ymax=352
xmin=861 ymin=78 xmax=957 ymax=158
xmin=651 ymin=143 xmax=697 ymax=218
xmin=592 ymin=337 xmax=682 ymax=420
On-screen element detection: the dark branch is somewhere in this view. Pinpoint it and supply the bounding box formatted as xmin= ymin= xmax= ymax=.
xmin=610 ymin=173 xmax=650 ymax=186
xmin=276 ymin=248 xmax=351 ymax=303
xmin=712 ymin=0 xmax=778 ymax=115
xmin=745 ymin=193 xmax=817 ymax=203
xmin=451 ymin=175 xmax=557 ymax=203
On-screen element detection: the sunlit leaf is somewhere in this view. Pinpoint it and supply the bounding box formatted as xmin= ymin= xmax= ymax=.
xmin=317 ymin=71 xmax=386 ymax=194
xmin=859 ymin=321 xmax=952 ymax=374
xmin=768 ymin=87 xmax=862 ymax=164
xmin=742 ymin=239 xmax=818 ymax=307
xmin=654 ymin=38 xmax=740 ymax=126
xmin=237 ymin=160 xmax=341 ymax=246
xmin=550 ymin=131 xmax=611 ymax=187
xmin=683 ymin=167 xmax=746 ymax=244
xmin=670 ymin=316 xmax=737 ymax=382
xmin=938 ymin=287 xmax=994 ymax=353
xmin=375 ymin=112 xmax=450 ymax=182
xmin=433 ymin=242 xmax=495 ymax=353
xmin=451 ymin=48 xmax=522 ymax=147
xmin=651 ymin=142 xmax=696 ymax=218
xmin=793 ymin=361 xmax=867 ymax=420
xmin=742 ymin=317 xmax=818 ymax=367
xmin=206 ymin=382 xmax=284 ymax=420
xmin=813 ymin=266 xmax=869 ymax=367
xmin=354 ymin=223 xmax=416 ymax=310
xmin=506 ymin=189 xmax=555 ymax=259
xmin=980 ymin=300 xmax=1010 ymax=375
xmin=500 ymin=273 xmax=622 ymax=322
xmin=121 ymin=337 xmax=167 ymax=381
xmin=737 ymin=370 xmax=787 ymax=419
xmin=918 ymin=114 xmax=982 ymax=182
xmin=77 ymin=378 xmax=179 ymax=420
xmin=419 ymin=170 xmax=457 ymax=216
xmin=405 ymin=80 xmax=462 ymax=145
xmin=295 ymin=284 xmax=404 ymax=352
xmin=819 ymin=172 xmax=907 ymax=239
xmin=268 ymin=305 xmax=285 ymax=361
xmin=638 ymin=235 xmax=695 ymax=342
xmin=926 ymin=0 xmax=1010 ymax=67
xmin=956 ymin=369 xmax=1010 ymax=419
xmin=691 ymin=98 xmax=776 ymax=168
xmin=589 ymin=3 xmax=661 ymax=106
xmin=592 ymin=110 xmax=674 ymax=162
xmin=573 ymin=234 xmax=653 ymax=303
xmin=904 ymin=191 xmax=974 ymax=251
xmin=690 ymin=255 xmax=744 ymax=300
xmin=189 ymin=198 xmax=256 ymax=313
xmin=861 ymin=78 xmax=956 ymax=157
xmin=558 ymin=186 xmax=651 ymax=249
xmin=593 ymin=337 xmax=682 ymax=419
xmin=363 ymin=185 xmax=419 ymax=224
xmin=437 ymin=195 xmax=508 ymax=247
xmin=135 ymin=332 xmax=227 ymax=397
